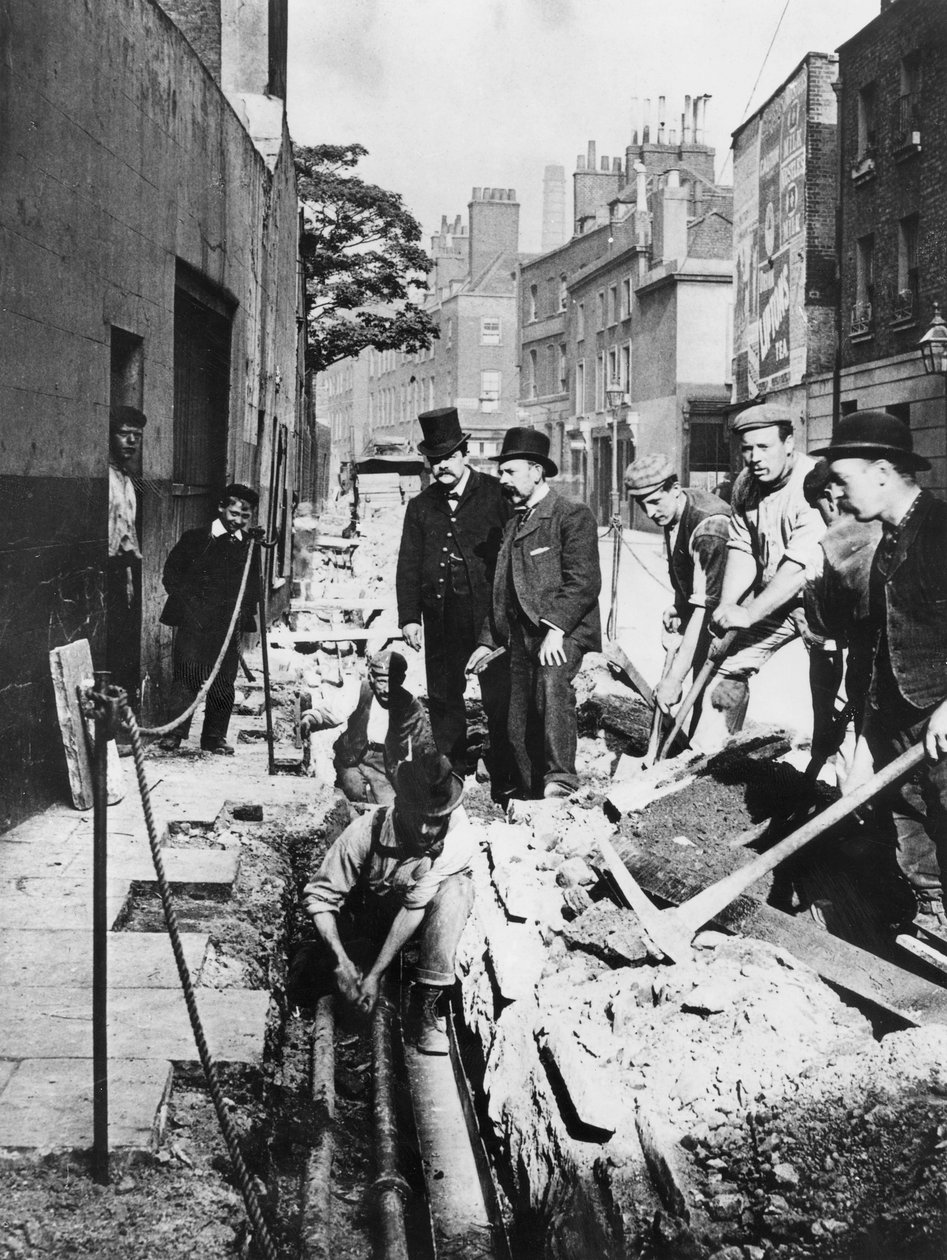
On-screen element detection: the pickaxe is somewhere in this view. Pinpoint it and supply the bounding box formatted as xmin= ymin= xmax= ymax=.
xmin=599 ymin=743 xmax=924 ymax=963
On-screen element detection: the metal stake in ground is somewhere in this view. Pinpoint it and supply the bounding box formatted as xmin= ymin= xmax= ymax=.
xmin=255 ymin=537 xmax=276 ymax=776
xmin=89 ymin=670 xmax=113 ymax=1185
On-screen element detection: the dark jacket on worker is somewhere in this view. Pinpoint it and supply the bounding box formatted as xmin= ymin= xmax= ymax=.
xmin=481 ymin=488 xmax=602 ymax=653
xmin=160 ymin=525 xmax=258 ymax=664
xmin=667 ymin=488 xmax=731 ymax=621
xmin=395 ymin=468 xmax=511 ymax=630
xmin=332 ymin=679 xmax=434 ymax=781
xmin=870 ymin=489 xmax=947 ymax=712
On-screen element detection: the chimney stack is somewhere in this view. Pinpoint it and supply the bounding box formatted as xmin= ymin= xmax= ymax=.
xmin=468 ymin=185 xmax=520 ymax=279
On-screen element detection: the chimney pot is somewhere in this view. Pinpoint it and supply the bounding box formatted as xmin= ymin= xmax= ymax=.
xmin=473 ymin=187 xmax=482 ymax=201
xmin=577 ymin=155 xmax=586 ymax=170
xmin=588 ymin=140 xmax=597 ymax=168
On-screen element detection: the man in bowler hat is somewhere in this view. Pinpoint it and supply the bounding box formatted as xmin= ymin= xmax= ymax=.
xmin=817 ymin=410 xmax=947 ymax=939
xmin=396 ymin=408 xmax=512 ymax=791
xmin=467 ymin=427 xmax=601 ymax=799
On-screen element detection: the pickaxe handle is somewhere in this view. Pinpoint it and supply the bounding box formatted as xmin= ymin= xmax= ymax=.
xmin=668 ymin=742 xmax=924 ymax=940
xmin=657 ymin=628 xmax=737 ymax=760
xmin=643 ymin=637 xmax=680 ymax=767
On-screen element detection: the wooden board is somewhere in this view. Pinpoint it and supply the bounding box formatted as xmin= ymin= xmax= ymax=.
xmin=293 ymin=599 xmax=396 ymax=613
xmin=49 ymin=641 xmax=125 ymax=810
xmin=290 ymin=629 xmax=404 ymax=644
xmin=608 ymin=830 xmax=947 ymax=1027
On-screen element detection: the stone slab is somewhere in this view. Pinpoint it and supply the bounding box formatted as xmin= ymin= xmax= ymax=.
xmin=0 ymin=987 xmax=270 ymax=1063
xmin=0 ymin=931 xmax=208 ymax=987
xmin=538 ymin=1026 xmax=620 ymax=1138
xmin=68 ymin=847 xmax=240 ymax=889
xmin=0 ymin=1057 xmax=173 ymax=1154
xmin=0 ymin=889 xmax=131 ymax=931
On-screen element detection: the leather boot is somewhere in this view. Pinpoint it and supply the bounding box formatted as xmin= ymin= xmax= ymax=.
xmin=411 ymin=984 xmax=449 ymax=1055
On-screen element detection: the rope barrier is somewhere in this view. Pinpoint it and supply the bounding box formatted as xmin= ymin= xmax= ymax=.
xmin=136 ymin=541 xmax=255 ymax=737
xmin=123 ymin=701 xmax=281 ymax=1260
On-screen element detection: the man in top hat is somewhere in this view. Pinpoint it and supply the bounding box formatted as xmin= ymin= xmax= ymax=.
xmin=300 ymin=750 xmax=475 ymax=1053
xmin=158 ymin=483 xmax=260 ymax=755
xmin=108 ymin=405 xmax=147 ymax=711
xmin=815 ymin=410 xmax=947 ymax=938
xmin=300 ymin=649 xmax=435 ymax=805
xmin=467 ymin=427 xmax=601 ymax=799
xmin=396 ymin=407 xmax=512 ymax=791
xmin=707 ymin=404 xmax=827 ymax=737
xmin=624 ymin=454 xmax=730 ymax=740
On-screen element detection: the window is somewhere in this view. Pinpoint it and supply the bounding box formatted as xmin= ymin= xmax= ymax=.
xmin=852 ymin=233 xmax=875 ymax=336
xmin=897 ymin=51 xmax=922 ymax=138
xmin=559 ymin=343 xmax=568 ymax=391
xmin=895 ymin=214 xmax=919 ymax=321
xmin=621 ymin=277 xmax=632 ymax=320
xmin=597 ymin=290 xmax=605 ymax=329
xmin=575 ymin=360 xmax=586 ymax=416
xmin=595 ymin=351 xmax=605 ymax=410
xmin=547 ymin=345 xmax=557 ymax=395
xmin=481 ymin=369 xmax=501 ymax=412
xmin=689 ymin=417 xmax=729 ymax=475
xmin=559 ymin=274 xmax=568 ymax=310
xmin=428 ymin=378 xmax=435 ymax=410
xmin=608 ymin=285 xmax=618 ymax=326
xmin=446 ymin=319 xmax=453 ymax=350
xmin=620 ymin=342 xmax=631 ymax=390
xmin=857 ymin=82 xmax=877 ymax=157
xmin=528 ymin=349 xmax=538 ymax=399
xmin=481 ymin=315 xmax=501 ymax=345
xmin=607 ymin=347 xmax=619 ymax=393
xmin=576 ymin=302 xmax=585 ymax=340
xmin=529 ymin=284 xmax=538 ymax=321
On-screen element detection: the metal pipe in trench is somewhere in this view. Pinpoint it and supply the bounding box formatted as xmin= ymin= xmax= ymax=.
xmin=300 ymin=995 xmax=335 ymax=1260
xmin=371 ymin=995 xmax=410 ymax=1260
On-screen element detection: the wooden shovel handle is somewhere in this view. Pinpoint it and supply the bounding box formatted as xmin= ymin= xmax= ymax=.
xmin=672 ymin=742 xmax=925 ymax=937
xmin=656 ymin=629 xmax=737 ymax=760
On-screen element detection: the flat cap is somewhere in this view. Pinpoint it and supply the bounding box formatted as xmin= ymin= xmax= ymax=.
xmin=730 ymin=403 xmax=794 ymax=435
xmin=623 ymin=453 xmax=676 ymax=495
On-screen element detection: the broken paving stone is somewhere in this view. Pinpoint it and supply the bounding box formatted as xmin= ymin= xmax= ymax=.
xmin=555 ymin=856 xmax=597 ymax=888
xmin=681 ymin=981 xmax=732 ymax=1016
xmin=772 ymin=1162 xmax=799 ymax=1188
xmin=231 ymin=804 xmax=264 ymax=822
xmin=562 ymin=899 xmax=649 ymax=965
xmin=538 ymin=1026 xmax=622 ymax=1138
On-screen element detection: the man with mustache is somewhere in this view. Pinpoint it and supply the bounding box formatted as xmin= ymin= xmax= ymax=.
xmin=396 ymin=408 xmax=511 ymax=795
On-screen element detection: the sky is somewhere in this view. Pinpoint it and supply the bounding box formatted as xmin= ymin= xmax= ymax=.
xmin=286 ymin=0 xmax=880 ymax=253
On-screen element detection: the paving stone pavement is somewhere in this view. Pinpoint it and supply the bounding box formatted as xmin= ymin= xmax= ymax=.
xmin=0 ymin=702 xmax=313 ymax=1161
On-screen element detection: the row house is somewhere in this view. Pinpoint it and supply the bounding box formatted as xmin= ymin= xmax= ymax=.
xmin=0 ymin=0 xmax=304 ymax=828
xmin=518 ymin=106 xmax=734 ymax=526
xmin=808 ymin=0 xmax=947 ymax=495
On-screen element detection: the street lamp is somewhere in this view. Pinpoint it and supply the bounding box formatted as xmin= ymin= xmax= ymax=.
xmin=918 ymin=303 xmax=947 ymax=460
xmin=605 ymin=380 xmax=625 ymax=522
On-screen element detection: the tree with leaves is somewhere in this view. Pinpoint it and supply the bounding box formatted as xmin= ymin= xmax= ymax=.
xmin=295 ymin=143 xmax=438 ymax=373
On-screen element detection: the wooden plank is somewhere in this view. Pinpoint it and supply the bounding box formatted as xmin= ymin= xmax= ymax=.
xmin=290 ymin=629 xmax=404 ymax=644
xmin=49 ymin=641 xmax=125 ymax=810
xmin=293 ymin=599 xmax=396 ymax=613
xmin=609 ymin=830 xmax=947 ymax=1027
xmin=310 ymin=536 xmax=359 ymax=551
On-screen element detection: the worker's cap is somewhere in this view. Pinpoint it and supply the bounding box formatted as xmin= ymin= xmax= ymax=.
xmin=368 ymin=649 xmax=407 ymax=684
xmin=623 ymin=453 xmax=676 ymax=496
xmin=802 ymin=458 xmax=833 ymax=506
xmin=811 ymin=409 xmax=931 ymax=471
xmin=393 ymin=751 xmax=464 ymax=816
xmin=729 ymin=403 xmax=795 ymax=436
xmin=110 ymin=404 xmax=147 ymax=430
xmin=221 ymin=482 xmax=259 ymax=508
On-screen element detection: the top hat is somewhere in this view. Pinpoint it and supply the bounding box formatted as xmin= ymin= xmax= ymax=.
xmin=393 ymin=751 xmax=465 ymax=816
xmin=110 ymin=404 xmax=147 ymax=430
xmin=417 ymin=408 xmax=468 ymax=460
xmin=812 ymin=410 xmax=930 ymax=471
xmin=490 ymin=427 xmax=558 ymax=477
xmin=729 ymin=403 xmax=794 ymax=435
xmin=624 ymin=453 xmax=676 ymax=496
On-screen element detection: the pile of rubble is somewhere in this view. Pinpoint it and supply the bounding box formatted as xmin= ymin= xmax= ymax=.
xmin=457 ymin=794 xmax=947 ymax=1259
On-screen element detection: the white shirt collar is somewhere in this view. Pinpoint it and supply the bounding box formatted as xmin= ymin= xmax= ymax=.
xmin=211 ymin=517 xmax=243 ymax=541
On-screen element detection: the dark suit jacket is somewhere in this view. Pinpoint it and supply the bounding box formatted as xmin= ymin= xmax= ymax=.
xmin=332 ymin=680 xmax=434 ymax=779
xmin=160 ymin=526 xmax=258 ymax=661
xmin=482 ymin=488 xmax=602 ymax=654
xmin=395 ymin=468 xmax=511 ymax=630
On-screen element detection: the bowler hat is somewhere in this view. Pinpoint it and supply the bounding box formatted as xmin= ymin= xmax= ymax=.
xmin=393 ymin=751 xmax=465 ymax=816
xmin=812 ymin=410 xmax=930 ymax=471
xmin=730 ymin=403 xmax=794 ymax=435
xmin=490 ymin=427 xmax=558 ymax=477
xmin=624 ymin=453 xmax=676 ymax=496
xmin=417 ymin=408 xmax=468 ymax=460
xmin=110 ymin=405 xmax=147 ymax=430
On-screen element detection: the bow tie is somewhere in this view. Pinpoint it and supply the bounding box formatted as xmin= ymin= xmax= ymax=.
xmin=445 ymin=491 xmax=461 ymax=504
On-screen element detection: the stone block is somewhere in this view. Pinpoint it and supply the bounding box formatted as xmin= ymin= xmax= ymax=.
xmin=635 ymin=1104 xmax=692 ymax=1219
xmin=538 ymin=1025 xmax=621 ymax=1138
xmin=0 ymin=1057 xmax=173 ymax=1155
xmin=0 ymin=930 xmax=208 ymax=987
xmin=486 ymin=921 xmax=547 ymax=1002
xmin=492 ymin=864 xmax=563 ymax=927
xmin=563 ymin=899 xmax=649 ymax=965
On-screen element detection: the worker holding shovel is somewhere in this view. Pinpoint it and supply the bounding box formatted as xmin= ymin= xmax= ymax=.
xmin=817 ymin=410 xmax=947 ymax=940
xmin=706 ymin=405 xmax=827 ymax=744
xmin=623 ymin=453 xmax=730 ymax=751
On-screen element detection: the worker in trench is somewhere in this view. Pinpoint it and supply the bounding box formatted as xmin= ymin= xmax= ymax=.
xmin=623 ymin=453 xmax=731 ymax=751
xmin=817 ymin=410 xmax=947 ymax=939
xmin=707 ymin=404 xmax=830 ymax=746
xmin=158 ymin=483 xmax=261 ymax=755
xmin=300 ymin=648 xmax=435 ymax=805
xmin=295 ymin=751 xmax=474 ymax=1054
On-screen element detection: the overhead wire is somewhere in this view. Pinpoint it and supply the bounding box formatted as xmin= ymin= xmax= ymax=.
xmin=718 ymin=0 xmax=794 ymax=183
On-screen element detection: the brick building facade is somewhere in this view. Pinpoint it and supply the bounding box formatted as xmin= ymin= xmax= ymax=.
xmin=808 ymin=0 xmax=947 ymax=495
xmin=0 ymin=0 xmax=304 ymax=828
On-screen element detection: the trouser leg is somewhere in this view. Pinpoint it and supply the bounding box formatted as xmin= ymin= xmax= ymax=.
xmin=200 ymin=643 xmax=238 ymax=743
xmin=477 ymin=653 xmax=513 ymax=795
xmin=534 ymin=636 xmax=584 ymax=793
xmin=424 ymin=595 xmax=474 ymax=771
xmin=336 ymin=748 xmax=395 ymax=805
xmin=413 ymin=871 xmax=475 ymax=986
xmin=507 ymin=629 xmax=536 ymax=796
